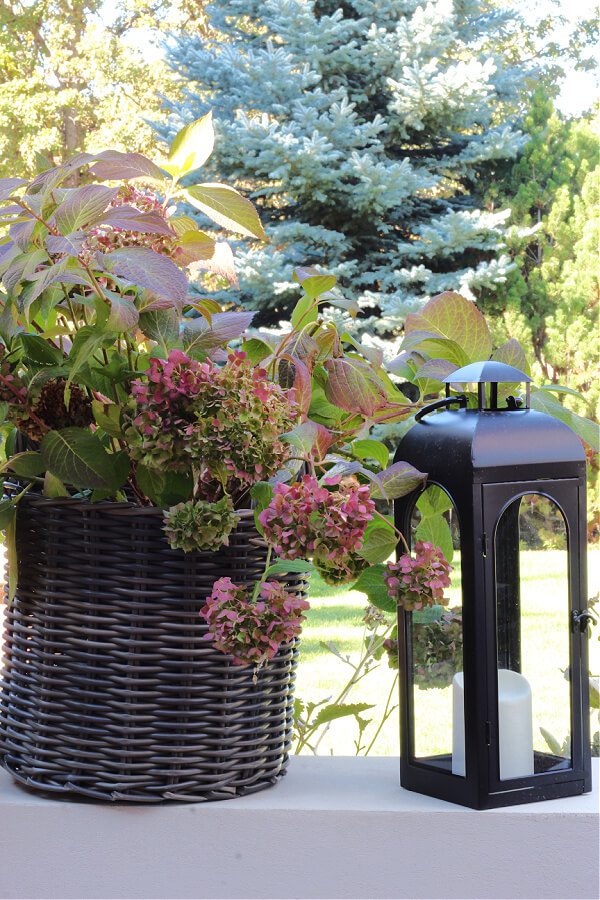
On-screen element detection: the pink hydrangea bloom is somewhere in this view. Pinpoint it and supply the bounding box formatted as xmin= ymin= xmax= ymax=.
xmin=258 ymin=474 xmax=375 ymax=562
xmin=200 ymin=577 xmax=310 ymax=667
xmin=384 ymin=541 xmax=452 ymax=611
xmin=125 ymin=349 xmax=297 ymax=491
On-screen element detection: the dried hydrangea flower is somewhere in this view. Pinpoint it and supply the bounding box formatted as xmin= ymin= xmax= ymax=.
xmin=384 ymin=541 xmax=452 ymax=611
xmin=125 ymin=349 xmax=297 ymax=492
xmin=200 ymin=577 xmax=310 ymax=667
xmin=259 ymin=474 xmax=375 ymax=568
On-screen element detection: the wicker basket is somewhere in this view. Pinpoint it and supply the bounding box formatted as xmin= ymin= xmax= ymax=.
xmin=0 ymin=494 xmax=307 ymax=802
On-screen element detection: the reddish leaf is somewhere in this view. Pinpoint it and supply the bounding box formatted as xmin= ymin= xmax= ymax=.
xmin=0 ymin=178 xmax=26 ymax=201
xmin=182 ymin=310 xmax=255 ymax=354
xmin=314 ymin=423 xmax=335 ymax=459
xmin=369 ymin=461 xmax=427 ymax=501
xmin=52 ymin=185 xmax=118 ymax=236
xmin=94 ymin=205 xmax=174 ymax=236
xmin=289 ymin=355 xmax=312 ymax=418
xmin=89 ymin=151 xmax=166 ymax=182
xmin=46 ymin=232 xmax=86 ymax=256
xmin=404 ymin=292 xmax=492 ymax=364
xmin=99 ymin=247 xmax=188 ymax=303
xmin=324 ymin=357 xmax=387 ymax=417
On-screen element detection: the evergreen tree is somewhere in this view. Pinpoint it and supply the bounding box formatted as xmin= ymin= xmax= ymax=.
xmin=163 ymin=0 xmax=532 ymax=341
xmin=481 ymin=92 xmax=599 ymax=533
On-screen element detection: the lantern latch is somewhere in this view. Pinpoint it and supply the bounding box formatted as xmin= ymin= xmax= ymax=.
xmin=571 ymin=609 xmax=597 ymax=634
xmin=415 ymin=394 xmax=468 ymax=422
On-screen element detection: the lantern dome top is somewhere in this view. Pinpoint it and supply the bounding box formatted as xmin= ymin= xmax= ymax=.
xmin=443 ymin=361 xmax=531 ymax=385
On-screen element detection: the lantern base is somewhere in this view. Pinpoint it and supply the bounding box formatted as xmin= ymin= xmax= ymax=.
xmin=400 ymin=755 xmax=591 ymax=809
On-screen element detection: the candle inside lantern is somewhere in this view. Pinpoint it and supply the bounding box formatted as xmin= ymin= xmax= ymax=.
xmin=452 ymin=669 xmax=534 ymax=779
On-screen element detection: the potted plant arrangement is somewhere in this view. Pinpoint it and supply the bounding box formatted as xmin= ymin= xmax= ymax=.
xmin=0 ymin=115 xmax=433 ymax=802
xmin=1 ymin=115 xmax=595 ymax=802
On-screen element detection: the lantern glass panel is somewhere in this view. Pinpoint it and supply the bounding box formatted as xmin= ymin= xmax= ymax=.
xmin=409 ymin=485 xmax=464 ymax=774
xmin=494 ymin=493 xmax=571 ymax=780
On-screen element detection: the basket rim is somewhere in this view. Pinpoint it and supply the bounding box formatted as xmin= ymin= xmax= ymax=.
xmin=4 ymin=485 xmax=255 ymax=520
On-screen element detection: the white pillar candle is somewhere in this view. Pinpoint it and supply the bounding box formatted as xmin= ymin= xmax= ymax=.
xmin=452 ymin=669 xmax=534 ymax=779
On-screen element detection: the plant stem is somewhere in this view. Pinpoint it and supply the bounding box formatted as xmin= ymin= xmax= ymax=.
xmin=364 ymin=673 xmax=398 ymax=756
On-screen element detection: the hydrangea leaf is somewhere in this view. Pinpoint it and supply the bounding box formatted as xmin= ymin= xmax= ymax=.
xmin=185 ymin=183 xmax=267 ymax=240
xmin=168 ymin=112 xmax=215 ymax=178
xmin=52 ymin=184 xmax=118 ymax=235
xmin=369 ymin=461 xmax=427 ymax=500
xmin=41 ymin=427 xmax=129 ymax=491
xmin=404 ymin=292 xmax=493 ymax=364
xmin=352 ymin=563 xmax=394 ymax=612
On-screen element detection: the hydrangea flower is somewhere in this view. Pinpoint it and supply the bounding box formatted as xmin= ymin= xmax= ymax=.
xmin=80 ymin=185 xmax=178 ymax=262
xmin=384 ymin=541 xmax=452 ymax=611
xmin=200 ymin=577 xmax=310 ymax=667
xmin=163 ymin=496 xmax=239 ymax=552
xmin=258 ymin=474 xmax=375 ymax=568
xmin=124 ymin=349 xmax=297 ymax=492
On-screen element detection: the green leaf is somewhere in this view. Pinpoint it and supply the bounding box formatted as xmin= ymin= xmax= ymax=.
xmin=43 ymin=471 xmax=69 ymax=498
xmin=92 ymin=400 xmax=123 ymax=438
xmin=250 ymin=481 xmax=274 ymax=512
xmin=403 ymin=291 xmax=493 ymax=364
xmin=293 ymin=266 xmax=337 ymax=299
xmin=0 ymin=401 xmax=8 ymax=425
xmin=6 ymin=451 xmax=45 ymax=478
xmin=539 ymin=727 xmax=564 ymax=757
xmin=19 ymin=333 xmax=64 ymax=366
xmin=168 ymin=112 xmax=215 ymax=177
xmin=531 ymin=388 xmax=600 ymax=452
xmin=185 ymin=183 xmax=267 ymax=240
xmin=400 ymin=332 xmax=471 ymax=368
xmin=291 ymin=293 xmax=319 ymax=329
xmin=135 ymin=465 xmax=192 ymax=507
xmin=358 ymin=520 xmax=397 ymax=564
xmin=416 ymin=486 xmax=453 ymax=517
xmin=0 ymin=497 xmax=17 ymax=529
xmin=491 ymin=338 xmax=530 ymax=375
xmin=313 ymin=702 xmax=375 ymax=728
xmin=243 ymin=337 xmax=272 ymax=365
xmin=264 ymin=559 xmax=314 ymax=577
xmin=412 ymin=605 xmax=445 ymax=625
xmin=352 ymin=563 xmax=395 ymax=613
xmin=369 ymin=461 xmax=427 ymax=501
xmin=65 ymin=325 xmax=114 ymax=401
xmin=41 ymin=428 xmax=129 ymax=491
xmin=139 ymin=308 xmax=180 ymax=356
xmin=281 ymin=421 xmax=318 ymax=454
xmin=415 ymin=513 xmax=454 ymax=563
xmin=308 ymin=384 xmax=345 ymax=428
xmin=351 ymin=439 xmax=389 ymax=470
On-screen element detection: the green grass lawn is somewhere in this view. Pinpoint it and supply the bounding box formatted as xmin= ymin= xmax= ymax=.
xmin=296 ymin=548 xmax=600 ymax=756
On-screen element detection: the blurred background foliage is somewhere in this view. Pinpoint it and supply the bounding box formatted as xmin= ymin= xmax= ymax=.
xmin=0 ymin=0 xmax=598 ymax=530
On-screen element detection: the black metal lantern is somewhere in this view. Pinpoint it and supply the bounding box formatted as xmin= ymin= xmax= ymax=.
xmin=394 ymin=361 xmax=592 ymax=809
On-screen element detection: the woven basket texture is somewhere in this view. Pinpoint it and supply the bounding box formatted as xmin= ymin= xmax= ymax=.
xmin=0 ymin=494 xmax=306 ymax=802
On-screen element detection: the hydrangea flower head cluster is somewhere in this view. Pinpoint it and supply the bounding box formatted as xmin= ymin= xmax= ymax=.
xmin=125 ymin=349 xmax=297 ymax=492
xmin=258 ymin=474 xmax=375 ymax=583
xmin=384 ymin=541 xmax=452 ymax=611
xmin=80 ymin=185 xmax=177 ymax=262
xmin=200 ymin=577 xmax=310 ymax=667
xmin=163 ymin=497 xmax=239 ymax=552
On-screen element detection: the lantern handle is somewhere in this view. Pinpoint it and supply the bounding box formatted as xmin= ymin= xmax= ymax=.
xmin=415 ymin=394 xmax=468 ymax=422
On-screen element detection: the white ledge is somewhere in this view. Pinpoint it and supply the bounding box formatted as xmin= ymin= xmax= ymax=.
xmin=0 ymin=757 xmax=597 ymax=900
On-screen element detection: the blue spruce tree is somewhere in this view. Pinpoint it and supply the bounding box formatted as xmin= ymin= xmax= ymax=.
xmin=163 ymin=0 xmax=529 ymax=345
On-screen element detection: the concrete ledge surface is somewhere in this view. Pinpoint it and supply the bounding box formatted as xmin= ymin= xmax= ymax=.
xmin=0 ymin=756 xmax=597 ymax=900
